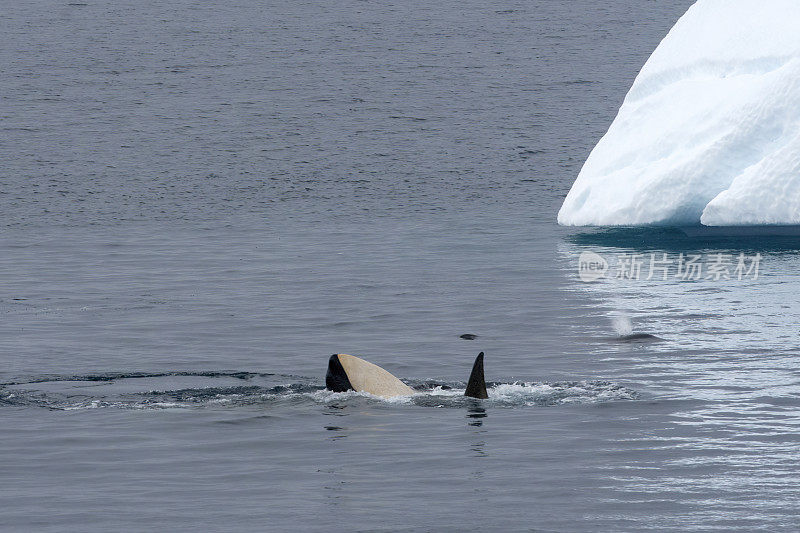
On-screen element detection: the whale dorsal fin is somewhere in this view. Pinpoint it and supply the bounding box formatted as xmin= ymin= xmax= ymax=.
xmin=464 ymin=352 xmax=488 ymax=399
xmin=327 ymin=354 xmax=415 ymax=398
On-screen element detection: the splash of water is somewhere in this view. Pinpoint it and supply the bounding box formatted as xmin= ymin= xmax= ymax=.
xmin=0 ymin=372 xmax=638 ymax=410
xmin=610 ymin=311 xmax=633 ymax=336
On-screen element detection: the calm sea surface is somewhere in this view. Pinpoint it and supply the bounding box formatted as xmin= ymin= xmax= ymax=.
xmin=5 ymin=1 xmax=800 ymax=531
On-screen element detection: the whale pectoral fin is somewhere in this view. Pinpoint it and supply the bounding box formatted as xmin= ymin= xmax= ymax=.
xmin=326 ymin=354 xmax=354 ymax=392
xmin=327 ymin=354 xmax=415 ymax=398
xmin=464 ymin=352 xmax=488 ymax=399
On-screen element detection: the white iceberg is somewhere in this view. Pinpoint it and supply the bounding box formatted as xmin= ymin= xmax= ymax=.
xmin=558 ymin=0 xmax=800 ymax=227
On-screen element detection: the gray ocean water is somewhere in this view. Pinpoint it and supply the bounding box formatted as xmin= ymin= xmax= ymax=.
xmin=4 ymin=1 xmax=800 ymax=531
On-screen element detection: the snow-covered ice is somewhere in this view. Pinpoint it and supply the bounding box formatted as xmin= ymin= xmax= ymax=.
xmin=558 ymin=0 xmax=800 ymax=227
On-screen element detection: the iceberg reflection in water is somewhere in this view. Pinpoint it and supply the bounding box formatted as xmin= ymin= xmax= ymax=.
xmin=557 ymin=228 xmax=800 ymax=526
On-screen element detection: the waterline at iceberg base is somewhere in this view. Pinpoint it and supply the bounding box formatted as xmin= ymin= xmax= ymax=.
xmin=558 ymin=0 xmax=800 ymax=229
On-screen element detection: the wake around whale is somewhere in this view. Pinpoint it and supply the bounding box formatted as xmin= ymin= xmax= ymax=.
xmin=326 ymin=352 xmax=488 ymax=399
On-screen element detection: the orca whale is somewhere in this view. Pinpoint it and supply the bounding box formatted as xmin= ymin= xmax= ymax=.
xmin=326 ymin=352 xmax=489 ymax=399
xmin=614 ymin=333 xmax=663 ymax=343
